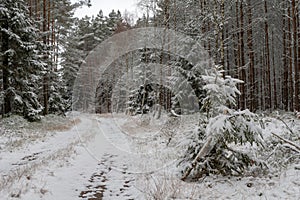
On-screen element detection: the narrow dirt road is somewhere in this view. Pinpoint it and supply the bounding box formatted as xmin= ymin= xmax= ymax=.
xmin=0 ymin=114 xmax=142 ymax=199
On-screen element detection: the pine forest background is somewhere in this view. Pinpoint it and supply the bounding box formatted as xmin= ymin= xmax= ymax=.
xmin=1 ymin=0 xmax=300 ymax=121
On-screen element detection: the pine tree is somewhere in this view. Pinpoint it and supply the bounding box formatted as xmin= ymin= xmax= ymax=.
xmin=92 ymin=10 xmax=107 ymax=42
xmin=106 ymin=9 xmax=122 ymax=35
xmin=61 ymin=22 xmax=85 ymax=110
xmin=46 ymin=0 xmax=77 ymax=114
xmin=62 ymin=9 xmax=122 ymax=112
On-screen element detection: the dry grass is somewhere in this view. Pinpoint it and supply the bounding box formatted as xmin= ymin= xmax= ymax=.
xmin=0 ymin=115 xmax=82 ymax=152
xmin=0 ymin=138 xmax=81 ymax=194
xmin=44 ymin=118 xmax=81 ymax=132
xmin=138 ymin=173 xmax=198 ymax=200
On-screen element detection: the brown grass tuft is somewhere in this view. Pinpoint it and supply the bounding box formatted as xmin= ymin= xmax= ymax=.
xmin=44 ymin=118 xmax=81 ymax=132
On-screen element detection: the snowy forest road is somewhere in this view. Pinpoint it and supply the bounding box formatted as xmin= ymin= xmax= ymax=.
xmin=0 ymin=114 xmax=143 ymax=199
xmin=2 ymin=113 xmax=299 ymax=199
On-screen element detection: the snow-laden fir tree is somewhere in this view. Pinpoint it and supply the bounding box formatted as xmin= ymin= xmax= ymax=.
xmin=62 ymin=11 xmax=123 ymax=112
xmin=126 ymin=49 xmax=157 ymax=115
xmin=92 ymin=10 xmax=108 ymax=43
xmin=48 ymin=70 xmax=68 ymax=115
xmin=170 ymin=57 xmax=205 ymax=115
xmin=179 ymin=66 xmax=265 ymax=180
xmin=106 ymin=10 xmax=122 ymax=34
xmin=0 ymin=0 xmax=45 ymax=121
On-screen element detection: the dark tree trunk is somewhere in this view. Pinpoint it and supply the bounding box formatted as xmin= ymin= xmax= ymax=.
xmin=272 ymin=30 xmax=277 ymax=109
xmin=292 ymin=0 xmax=298 ymax=111
xmin=235 ymin=1 xmax=241 ymax=108
xmin=247 ymin=0 xmax=255 ymax=111
xmin=43 ymin=0 xmax=49 ymax=115
xmin=288 ymin=6 xmax=294 ymax=110
xmin=1 ymin=18 xmax=11 ymax=115
xmin=239 ymin=0 xmax=246 ymax=110
xmin=295 ymin=0 xmax=300 ymax=111
xmin=282 ymin=9 xmax=288 ymax=110
xmin=264 ymin=0 xmax=272 ymax=110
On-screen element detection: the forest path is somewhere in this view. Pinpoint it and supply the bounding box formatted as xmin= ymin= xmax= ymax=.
xmin=0 ymin=113 xmax=144 ymax=199
xmin=76 ymin=114 xmax=143 ymax=200
xmin=1 ymin=113 xmax=299 ymax=199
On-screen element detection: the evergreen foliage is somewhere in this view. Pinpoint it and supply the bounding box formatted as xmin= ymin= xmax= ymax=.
xmin=179 ymin=66 xmax=265 ymax=180
xmin=127 ymin=84 xmax=154 ymax=115
xmin=126 ymin=49 xmax=157 ymax=115
xmin=0 ymin=0 xmax=45 ymax=121
xmin=62 ymin=9 xmax=123 ymax=111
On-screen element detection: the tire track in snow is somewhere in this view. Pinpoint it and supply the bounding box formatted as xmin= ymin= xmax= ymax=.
xmin=0 ymin=116 xmax=96 ymax=193
xmin=78 ymin=115 xmax=142 ymax=200
xmin=79 ymin=154 xmax=136 ymax=200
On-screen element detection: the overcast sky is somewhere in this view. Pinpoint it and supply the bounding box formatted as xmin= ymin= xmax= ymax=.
xmin=72 ymin=0 xmax=141 ymax=19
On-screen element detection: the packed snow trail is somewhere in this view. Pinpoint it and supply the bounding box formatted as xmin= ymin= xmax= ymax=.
xmin=0 ymin=116 xmax=93 ymax=191
xmin=1 ymin=113 xmax=299 ymax=199
xmin=0 ymin=114 xmax=143 ymax=199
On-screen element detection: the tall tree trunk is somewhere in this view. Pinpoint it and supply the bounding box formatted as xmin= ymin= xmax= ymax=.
xmin=283 ymin=9 xmax=289 ymax=110
xmin=43 ymin=0 xmax=49 ymax=115
xmin=48 ymin=0 xmax=51 ymax=67
xmin=264 ymin=0 xmax=272 ymax=110
xmin=1 ymin=19 xmax=11 ymax=115
xmin=220 ymin=0 xmax=225 ymax=73
xmin=295 ymin=0 xmax=300 ymax=111
xmin=226 ymin=27 xmax=230 ymax=74
xmin=272 ymin=29 xmax=278 ymax=109
xmin=235 ymin=1 xmax=241 ymax=108
xmin=291 ymin=0 xmax=299 ymax=111
xmin=260 ymin=50 xmax=265 ymax=110
xmin=239 ymin=0 xmax=246 ymax=110
xmin=247 ymin=0 xmax=255 ymax=111
xmin=208 ymin=23 xmax=212 ymax=57
xmin=51 ymin=2 xmax=57 ymax=71
xmin=288 ymin=6 xmax=294 ymax=110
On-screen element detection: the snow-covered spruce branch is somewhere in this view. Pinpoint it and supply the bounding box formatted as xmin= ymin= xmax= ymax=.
xmin=181 ymin=111 xmax=264 ymax=180
xmin=271 ymin=132 xmax=300 ymax=153
xmin=274 ymin=117 xmax=296 ymax=136
xmin=181 ymin=136 xmax=214 ymax=180
xmin=180 ymin=66 xmax=265 ymax=180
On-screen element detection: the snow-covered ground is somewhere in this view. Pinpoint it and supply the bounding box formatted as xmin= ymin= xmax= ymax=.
xmin=0 ymin=112 xmax=299 ymax=199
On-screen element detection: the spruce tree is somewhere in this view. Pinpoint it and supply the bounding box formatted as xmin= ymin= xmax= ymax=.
xmin=61 ymin=22 xmax=85 ymax=110
xmin=106 ymin=10 xmax=122 ymax=35
xmin=0 ymin=0 xmax=44 ymax=121
xmin=92 ymin=10 xmax=107 ymax=43
xmin=180 ymin=66 xmax=265 ymax=180
xmin=62 ymin=10 xmax=124 ymax=112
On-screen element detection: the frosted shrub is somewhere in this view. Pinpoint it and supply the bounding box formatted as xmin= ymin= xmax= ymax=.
xmin=180 ymin=66 xmax=265 ymax=180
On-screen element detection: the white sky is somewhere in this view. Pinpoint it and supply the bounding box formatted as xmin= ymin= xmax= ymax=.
xmin=72 ymin=0 xmax=141 ymax=19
